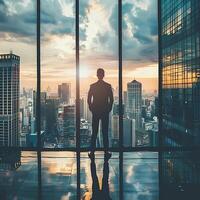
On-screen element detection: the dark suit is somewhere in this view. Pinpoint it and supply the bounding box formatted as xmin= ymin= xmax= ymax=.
xmin=87 ymin=80 xmax=113 ymax=151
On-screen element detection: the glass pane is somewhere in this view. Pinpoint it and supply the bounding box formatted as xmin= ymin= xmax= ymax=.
xmin=79 ymin=0 xmax=118 ymax=149
xmin=41 ymin=0 xmax=76 ymax=148
xmin=161 ymin=150 xmax=200 ymax=199
xmin=122 ymin=0 xmax=158 ymax=147
xmin=0 ymin=151 xmax=38 ymax=199
xmin=41 ymin=152 xmax=77 ymax=199
xmin=161 ymin=0 xmax=200 ymax=147
xmin=80 ymin=152 xmax=119 ymax=199
xmin=0 ymin=0 xmax=37 ymax=147
xmin=123 ymin=152 xmax=159 ymax=200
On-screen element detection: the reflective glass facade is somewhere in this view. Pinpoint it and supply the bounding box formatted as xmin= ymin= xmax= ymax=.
xmin=161 ymin=0 xmax=200 ymax=147
xmin=160 ymin=0 xmax=200 ymax=199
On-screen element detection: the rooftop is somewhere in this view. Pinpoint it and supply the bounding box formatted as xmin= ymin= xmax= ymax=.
xmin=0 ymin=53 xmax=20 ymax=61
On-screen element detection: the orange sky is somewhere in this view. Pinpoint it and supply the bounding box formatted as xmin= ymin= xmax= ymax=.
xmin=0 ymin=0 xmax=158 ymax=95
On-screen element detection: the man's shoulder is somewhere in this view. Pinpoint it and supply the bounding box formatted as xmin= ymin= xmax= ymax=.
xmin=90 ymin=82 xmax=98 ymax=88
xmin=100 ymin=81 xmax=111 ymax=87
xmin=90 ymin=81 xmax=112 ymax=88
xmin=103 ymin=81 xmax=111 ymax=88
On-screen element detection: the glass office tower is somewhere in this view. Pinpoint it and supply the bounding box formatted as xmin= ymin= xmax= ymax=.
xmin=127 ymin=80 xmax=142 ymax=129
xmin=161 ymin=0 xmax=200 ymax=147
xmin=0 ymin=53 xmax=20 ymax=147
xmin=160 ymin=0 xmax=200 ymax=199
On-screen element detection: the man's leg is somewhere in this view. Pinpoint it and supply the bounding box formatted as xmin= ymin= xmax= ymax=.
xmin=102 ymin=158 xmax=111 ymax=198
xmin=90 ymin=157 xmax=100 ymax=197
xmin=101 ymin=113 xmax=109 ymax=152
xmin=90 ymin=113 xmax=100 ymax=152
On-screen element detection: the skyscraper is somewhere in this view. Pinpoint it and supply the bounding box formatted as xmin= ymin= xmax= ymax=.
xmin=83 ymin=95 xmax=92 ymax=122
xmin=111 ymin=115 xmax=136 ymax=148
xmin=160 ymin=0 xmax=200 ymax=198
xmin=45 ymin=97 xmax=59 ymax=141
xmin=111 ymin=115 xmax=119 ymax=147
xmin=127 ymin=80 xmax=142 ymax=128
xmin=161 ymin=0 xmax=200 ymax=147
xmin=123 ymin=118 xmax=136 ymax=147
xmin=58 ymin=83 xmax=71 ymax=104
xmin=0 ymin=53 xmax=20 ymax=147
xmin=63 ymin=105 xmax=75 ymax=147
xmin=40 ymin=91 xmax=47 ymax=131
xmin=80 ymin=98 xmax=84 ymax=119
xmin=123 ymin=91 xmax=128 ymax=116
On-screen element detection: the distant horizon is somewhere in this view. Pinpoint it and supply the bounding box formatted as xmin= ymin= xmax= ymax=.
xmin=19 ymin=75 xmax=158 ymax=95
xmin=2 ymin=52 xmax=158 ymax=94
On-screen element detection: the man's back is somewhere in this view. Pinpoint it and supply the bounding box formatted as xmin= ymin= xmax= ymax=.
xmin=88 ymin=80 xmax=113 ymax=114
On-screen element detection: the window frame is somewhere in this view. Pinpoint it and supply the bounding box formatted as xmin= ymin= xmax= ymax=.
xmin=2 ymin=1 xmax=199 ymax=200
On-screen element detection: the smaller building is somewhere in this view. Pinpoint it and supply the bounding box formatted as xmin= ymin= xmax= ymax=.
xmin=127 ymin=80 xmax=142 ymax=129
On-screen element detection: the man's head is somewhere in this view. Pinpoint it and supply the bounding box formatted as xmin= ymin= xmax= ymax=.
xmin=97 ymin=68 xmax=104 ymax=80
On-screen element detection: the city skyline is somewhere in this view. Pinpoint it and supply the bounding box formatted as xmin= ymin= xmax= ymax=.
xmin=16 ymin=72 xmax=157 ymax=148
xmin=0 ymin=49 xmax=157 ymax=149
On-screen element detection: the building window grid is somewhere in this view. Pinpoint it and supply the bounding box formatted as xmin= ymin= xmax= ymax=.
xmin=161 ymin=0 xmax=200 ymax=149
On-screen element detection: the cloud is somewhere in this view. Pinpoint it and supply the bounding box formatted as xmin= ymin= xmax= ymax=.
xmin=77 ymin=0 xmax=158 ymax=64
xmin=0 ymin=0 xmax=158 ymax=68
xmin=0 ymin=0 xmax=36 ymax=39
xmin=0 ymin=0 xmax=75 ymax=42
xmin=0 ymin=0 xmax=157 ymax=56
xmin=79 ymin=0 xmax=118 ymax=59
xmin=41 ymin=0 xmax=75 ymax=37
xmin=121 ymin=0 xmax=158 ymax=62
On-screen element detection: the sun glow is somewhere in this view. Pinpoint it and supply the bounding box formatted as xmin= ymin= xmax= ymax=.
xmin=80 ymin=66 xmax=91 ymax=78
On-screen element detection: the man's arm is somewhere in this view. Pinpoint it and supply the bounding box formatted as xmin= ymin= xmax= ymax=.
xmin=87 ymin=85 xmax=93 ymax=111
xmin=108 ymin=85 xmax=114 ymax=112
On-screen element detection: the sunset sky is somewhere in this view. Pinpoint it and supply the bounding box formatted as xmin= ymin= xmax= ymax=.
xmin=0 ymin=0 xmax=158 ymax=95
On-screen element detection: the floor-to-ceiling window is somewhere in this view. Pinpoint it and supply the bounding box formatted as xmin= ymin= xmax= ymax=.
xmin=1 ymin=0 xmax=199 ymax=200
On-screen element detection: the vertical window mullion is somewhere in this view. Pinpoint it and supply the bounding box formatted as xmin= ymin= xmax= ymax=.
xmin=76 ymin=0 xmax=80 ymax=199
xmin=118 ymin=0 xmax=123 ymax=200
xmin=158 ymin=0 xmax=163 ymax=200
xmin=36 ymin=0 xmax=42 ymax=199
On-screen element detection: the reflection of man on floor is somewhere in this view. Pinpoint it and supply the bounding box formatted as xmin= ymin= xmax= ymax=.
xmin=87 ymin=68 xmax=113 ymax=157
xmin=89 ymin=154 xmax=112 ymax=200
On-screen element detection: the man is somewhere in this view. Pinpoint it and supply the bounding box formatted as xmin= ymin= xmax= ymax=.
xmin=87 ymin=68 xmax=113 ymax=157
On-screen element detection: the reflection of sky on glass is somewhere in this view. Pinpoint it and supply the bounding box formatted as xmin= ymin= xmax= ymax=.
xmin=124 ymin=152 xmax=158 ymax=200
xmin=0 ymin=151 xmax=158 ymax=200
xmin=41 ymin=152 xmax=77 ymax=200
xmin=80 ymin=152 xmax=120 ymax=200
xmin=0 ymin=0 xmax=158 ymax=92
xmin=0 ymin=151 xmax=38 ymax=200
xmin=80 ymin=152 xmax=158 ymax=200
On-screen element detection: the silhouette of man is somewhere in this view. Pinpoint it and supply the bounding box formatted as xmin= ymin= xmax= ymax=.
xmin=89 ymin=153 xmax=112 ymax=200
xmin=88 ymin=68 xmax=113 ymax=156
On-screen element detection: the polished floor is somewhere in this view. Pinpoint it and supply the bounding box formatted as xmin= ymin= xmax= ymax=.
xmin=0 ymin=151 xmax=158 ymax=200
